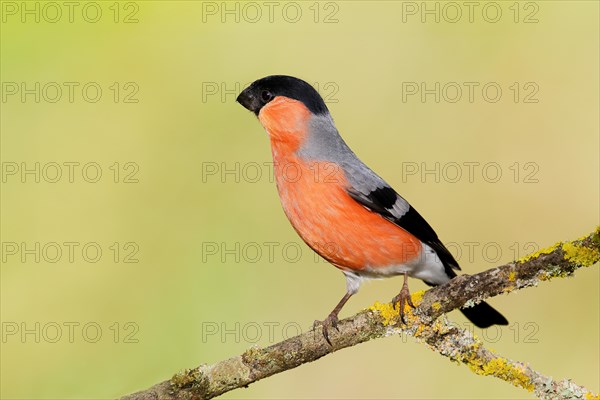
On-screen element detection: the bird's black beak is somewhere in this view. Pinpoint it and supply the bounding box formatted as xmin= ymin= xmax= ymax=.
xmin=236 ymin=87 xmax=261 ymax=115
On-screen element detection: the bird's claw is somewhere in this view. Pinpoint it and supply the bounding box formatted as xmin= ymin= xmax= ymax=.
xmin=391 ymin=284 xmax=415 ymax=325
xmin=313 ymin=314 xmax=339 ymax=346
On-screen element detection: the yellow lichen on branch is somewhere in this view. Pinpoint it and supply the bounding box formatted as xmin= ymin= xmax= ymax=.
xmin=562 ymin=241 xmax=600 ymax=267
xmin=586 ymin=392 xmax=600 ymax=400
xmin=368 ymin=301 xmax=398 ymax=326
xmin=517 ymin=227 xmax=599 ymax=267
xmin=368 ymin=290 xmax=425 ymax=326
xmin=462 ymin=349 xmax=534 ymax=392
xmin=517 ymin=242 xmax=561 ymax=263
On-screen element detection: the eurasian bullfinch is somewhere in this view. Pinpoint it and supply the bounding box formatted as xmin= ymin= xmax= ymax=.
xmin=237 ymin=75 xmax=508 ymax=344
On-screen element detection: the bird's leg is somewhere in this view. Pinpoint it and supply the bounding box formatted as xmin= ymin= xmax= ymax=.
xmin=313 ymin=291 xmax=354 ymax=346
xmin=391 ymin=272 xmax=415 ymax=324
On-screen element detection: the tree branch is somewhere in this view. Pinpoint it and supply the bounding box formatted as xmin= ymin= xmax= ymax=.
xmin=122 ymin=229 xmax=600 ymax=400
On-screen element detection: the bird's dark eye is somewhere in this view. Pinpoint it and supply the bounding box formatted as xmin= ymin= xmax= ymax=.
xmin=261 ymin=90 xmax=273 ymax=102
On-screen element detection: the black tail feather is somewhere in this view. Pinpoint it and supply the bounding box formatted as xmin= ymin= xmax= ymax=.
xmin=459 ymin=301 xmax=508 ymax=328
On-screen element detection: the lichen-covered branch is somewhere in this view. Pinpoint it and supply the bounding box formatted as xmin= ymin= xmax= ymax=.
xmin=122 ymin=229 xmax=600 ymax=400
xmin=397 ymin=314 xmax=598 ymax=400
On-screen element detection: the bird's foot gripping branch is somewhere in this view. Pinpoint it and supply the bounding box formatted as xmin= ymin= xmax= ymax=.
xmin=122 ymin=228 xmax=600 ymax=400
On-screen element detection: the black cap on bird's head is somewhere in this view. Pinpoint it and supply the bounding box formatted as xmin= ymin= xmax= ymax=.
xmin=236 ymin=75 xmax=328 ymax=116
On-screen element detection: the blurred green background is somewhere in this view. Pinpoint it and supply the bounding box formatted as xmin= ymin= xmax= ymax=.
xmin=1 ymin=1 xmax=598 ymax=399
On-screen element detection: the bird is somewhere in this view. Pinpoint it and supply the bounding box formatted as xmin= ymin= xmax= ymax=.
xmin=236 ymin=75 xmax=508 ymax=344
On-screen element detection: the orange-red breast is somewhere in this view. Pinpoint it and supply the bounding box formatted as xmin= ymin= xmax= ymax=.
xmin=237 ymin=75 xmax=507 ymax=343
